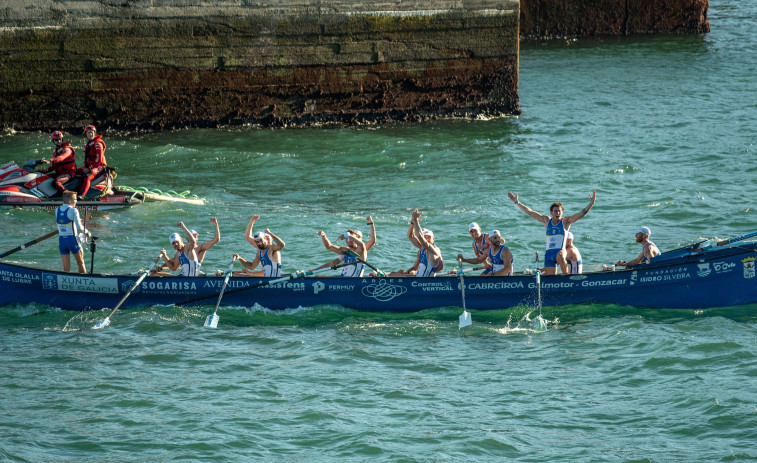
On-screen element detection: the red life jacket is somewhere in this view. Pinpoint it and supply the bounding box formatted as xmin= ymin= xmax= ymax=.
xmin=84 ymin=135 xmax=107 ymax=169
xmin=51 ymin=143 xmax=76 ymax=176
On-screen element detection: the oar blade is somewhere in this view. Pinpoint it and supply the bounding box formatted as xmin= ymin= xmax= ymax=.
xmin=459 ymin=310 xmax=472 ymax=329
xmin=204 ymin=313 xmax=219 ymax=328
xmin=93 ymin=317 xmax=111 ymax=330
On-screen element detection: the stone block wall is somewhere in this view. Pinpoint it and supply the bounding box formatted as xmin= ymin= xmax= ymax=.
xmin=520 ymin=0 xmax=709 ymax=39
xmin=0 ymin=0 xmax=520 ymax=131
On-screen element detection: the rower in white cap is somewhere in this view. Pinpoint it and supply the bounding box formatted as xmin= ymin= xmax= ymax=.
xmin=235 ymin=214 xmax=285 ymax=277
xmin=409 ymin=208 xmax=443 ymax=277
xmin=467 ymin=221 xmax=492 ymax=275
xmin=184 ymin=217 xmax=221 ymax=271
xmin=458 ymin=229 xmax=513 ymax=276
xmin=616 ymin=226 xmax=660 ymax=268
xmin=158 ymin=221 xmax=199 ymax=276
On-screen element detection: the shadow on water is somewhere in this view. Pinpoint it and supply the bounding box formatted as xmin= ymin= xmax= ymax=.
xmin=2 ymin=302 xmax=755 ymax=332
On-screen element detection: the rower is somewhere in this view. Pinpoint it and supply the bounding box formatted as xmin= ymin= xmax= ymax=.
xmin=458 ymin=229 xmax=513 ymax=276
xmin=616 ymin=226 xmax=660 ymax=268
xmin=158 ymin=222 xmax=199 ymax=276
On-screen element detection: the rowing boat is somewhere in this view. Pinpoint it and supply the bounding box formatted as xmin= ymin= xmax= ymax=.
xmin=1 ymin=240 xmax=755 ymax=312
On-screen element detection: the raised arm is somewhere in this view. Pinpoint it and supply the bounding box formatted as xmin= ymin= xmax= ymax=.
xmin=178 ymin=222 xmax=196 ymax=250
xmin=564 ymin=190 xmax=597 ymax=226
xmin=365 ymin=216 xmax=376 ymax=251
xmin=207 ymin=217 xmax=221 ymax=247
xmin=318 ymin=230 xmax=342 ymax=254
xmin=265 ymin=228 xmax=285 ymax=251
xmin=508 ymin=192 xmax=549 ymax=224
xmin=244 ymin=214 xmax=260 ymax=248
xmin=410 ymin=209 xmax=429 ymax=249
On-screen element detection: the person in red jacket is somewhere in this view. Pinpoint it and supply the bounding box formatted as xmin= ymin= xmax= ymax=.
xmin=77 ymin=125 xmax=107 ymax=198
xmin=41 ymin=131 xmax=77 ymax=194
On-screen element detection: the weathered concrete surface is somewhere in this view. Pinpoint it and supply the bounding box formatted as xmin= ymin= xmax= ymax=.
xmin=520 ymin=0 xmax=709 ymax=39
xmin=0 ymin=1 xmax=520 ymax=132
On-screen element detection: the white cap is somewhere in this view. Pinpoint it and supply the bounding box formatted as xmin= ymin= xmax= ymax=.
xmin=634 ymin=226 xmax=651 ymax=237
xmin=190 ymin=229 xmax=198 ymax=236
xmin=468 ymin=222 xmax=480 ymax=232
xmin=169 ymin=233 xmax=181 ymax=244
xmin=566 ymin=231 xmax=574 ymax=240
xmin=252 ymin=231 xmax=267 ymax=241
xmin=422 ymin=228 xmax=434 ymax=239
xmin=354 ymin=230 xmax=363 ymax=239
xmin=489 ymin=229 xmax=501 ymax=238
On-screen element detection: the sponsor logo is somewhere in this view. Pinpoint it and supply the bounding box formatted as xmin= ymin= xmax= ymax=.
xmin=712 ymin=261 xmax=736 ymax=274
xmin=581 ymin=279 xmax=626 ymax=287
xmin=630 ymin=271 xmax=638 ymax=285
xmin=361 ymin=280 xmax=407 ymax=302
xmin=0 ymin=269 xmax=40 ymax=285
xmin=697 ymin=263 xmax=711 ymax=278
xmin=411 ymin=280 xmax=454 ymax=291
xmin=121 ymin=279 xmax=137 ymax=292
xmin=743 ymin=257 xmax=755 ymax=279
xmin=42 ymin=273 xmax=119 ymax=293
xmin=568 ymin=275 xmax=588 ymax=281
xmin=101 ymin=196 xmax=127 ymax=203
xmin=1 ymin=195 xmax=41 ymax=203
xmin=141 ymin=280 xmax=197 ymax=291
xmin=313 ymin=281 xmax=325 ymax=294
xmin=469 ymin=281 xmax=524 ymax=290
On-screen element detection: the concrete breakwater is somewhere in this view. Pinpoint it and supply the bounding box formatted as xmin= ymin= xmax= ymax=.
xmin=0 ymin=0 xmax=708 ymax=132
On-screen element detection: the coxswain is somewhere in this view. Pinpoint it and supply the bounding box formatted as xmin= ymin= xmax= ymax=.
xmin=76 ymin=125 xmax=107 ymax=198
xmin=55 ymin=190 xmax=90 ymax=273
xmin=508 ymin=190 xmax=596 ymax=275
xmin=41 ymin=131 xmax=77 ymax=194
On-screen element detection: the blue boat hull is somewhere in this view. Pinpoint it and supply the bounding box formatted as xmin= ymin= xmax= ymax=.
xmin=1 ymin=245 xmax=755 ymax=312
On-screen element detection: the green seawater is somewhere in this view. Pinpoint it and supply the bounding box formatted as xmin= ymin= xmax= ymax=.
xmin=1 ymin=1 xmax=756 ymax=460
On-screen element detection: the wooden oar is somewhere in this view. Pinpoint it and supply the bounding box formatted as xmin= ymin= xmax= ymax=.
xmin=0 ymin=230 xmax=59 ymax=259
xmin=457 ymin=257 xmax=471 ymax=329
xmin=93 ymin=254 xmax=162 ymax=330
xmin=204 ymin=255 xmax=237 ymax=328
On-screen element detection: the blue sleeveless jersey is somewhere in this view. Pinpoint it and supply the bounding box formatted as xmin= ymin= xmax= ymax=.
xmin=340 ymin=252 xmax=365 ymax=277
xmin=417 ymin=248 xmax=439 ymax=277
xmin=545 ymin=219 xmax=566 ymax=251
xmin=259 ymin=247 xmax=281 ymax=277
